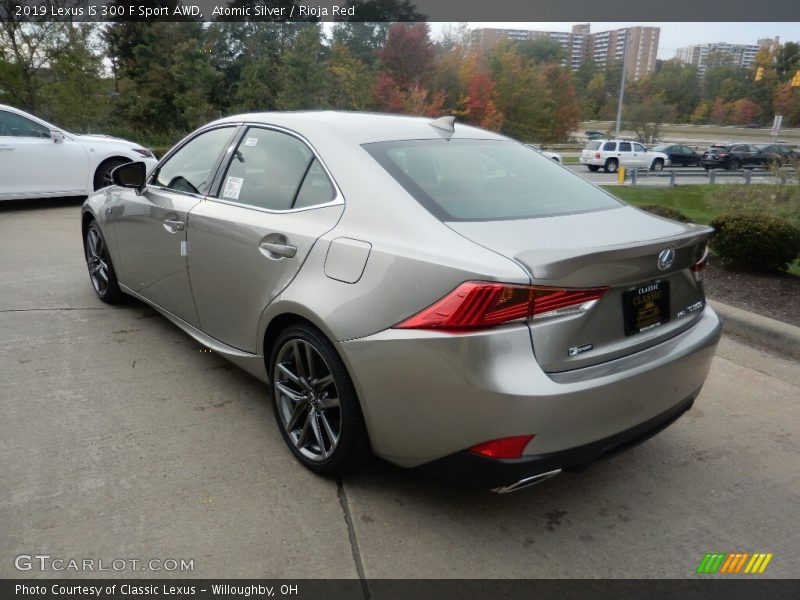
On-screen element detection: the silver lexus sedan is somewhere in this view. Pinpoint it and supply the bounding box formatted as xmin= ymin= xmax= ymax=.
xmin=81 ymin=112 xmax=721 ymax=492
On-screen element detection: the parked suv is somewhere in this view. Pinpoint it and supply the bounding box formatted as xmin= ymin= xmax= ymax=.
xmin=580 ymin=140 xmax=670 ymax=173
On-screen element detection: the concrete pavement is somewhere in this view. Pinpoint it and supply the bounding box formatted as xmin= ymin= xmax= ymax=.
xmin=1 ymin=201 xmax=799 ymax=579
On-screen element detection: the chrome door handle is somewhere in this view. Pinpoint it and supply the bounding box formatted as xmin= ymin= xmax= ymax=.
xmin=259 ymin=241 xmax=297 ymax=258
xmin=163 ymin=219 xmax=185 ymax=232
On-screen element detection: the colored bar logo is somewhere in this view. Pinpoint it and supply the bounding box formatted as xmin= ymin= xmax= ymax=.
xmin=696 ymin=552 xmax=773 ymax=574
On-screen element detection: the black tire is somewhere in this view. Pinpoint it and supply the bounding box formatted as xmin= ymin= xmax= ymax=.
xmin=651 ymin=159 xmax=664 ymax=171
xmin=587 ymin=165 xmax=600 ymax=172
xmin=728 ymin=159 xmax=740 ymax=171
xmin=604 ymin=158 xmax=618 ymax=173
xmin=84 ymin=220 xmax=124 ymax=304
xmin=93 ymin=157 xmax=130 ymax=191
xmin=269 ymin=324 xmax=369 ymax=476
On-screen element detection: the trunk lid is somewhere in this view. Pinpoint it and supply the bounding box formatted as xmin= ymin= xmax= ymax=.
xmin=447 ymin=206 xmax=712 ymax=372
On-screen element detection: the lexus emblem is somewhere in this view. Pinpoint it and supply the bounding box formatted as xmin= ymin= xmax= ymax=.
xmin=657 ymin=247 xmax=675 ymax=271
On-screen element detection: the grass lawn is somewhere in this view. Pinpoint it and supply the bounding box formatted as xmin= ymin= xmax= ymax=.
xmin=602 ymin=184 xmax=800 ymax=276
xmin=600 ymin=184 xmax=716 ymax=224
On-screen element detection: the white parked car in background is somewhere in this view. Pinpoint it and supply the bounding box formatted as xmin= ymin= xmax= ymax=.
xmin=526 ymin=144 xmax=562 ymax=162
xmin=0 ymin=103 xmax=158 ymax=201
xmin=580 ymin=139 xmax=670 ymax=173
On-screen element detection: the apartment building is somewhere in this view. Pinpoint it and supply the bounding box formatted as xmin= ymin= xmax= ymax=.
xmin=471 ymin=24 xmax=660 ymax=81
xmin=675 ymin=37 xmax=780 ymax=74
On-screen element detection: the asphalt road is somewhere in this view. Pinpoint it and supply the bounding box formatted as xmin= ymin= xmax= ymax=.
xmin=2 ymin=200 xmax=799 ymax=579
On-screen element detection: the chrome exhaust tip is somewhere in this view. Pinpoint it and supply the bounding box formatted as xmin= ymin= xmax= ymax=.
xmin=491 ymin=469 xmax=562 ymax=494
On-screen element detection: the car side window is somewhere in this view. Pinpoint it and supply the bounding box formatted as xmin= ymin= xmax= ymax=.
xmin=294 ymin=159 xmax=335 ymax=209
xmin=153 ymin=127 xmax=235 ymax=195
xmin=633 ymin=143 xmax=646 ymax=152
xmin=619 ymin=142 xmax=632 ymax=152
xmin=218 ymin=127 xmax=325 ymax=211
xmin=0 ymin=110 xmax=50 ymax=138
xmin=602 ymin=142 xmax=617 ymax=151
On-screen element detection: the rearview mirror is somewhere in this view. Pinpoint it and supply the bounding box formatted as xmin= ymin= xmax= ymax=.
xmin=112 ymin=161 xmax=147 ymax=190
xmin=49 ymin=129 xmax=64 ymax=143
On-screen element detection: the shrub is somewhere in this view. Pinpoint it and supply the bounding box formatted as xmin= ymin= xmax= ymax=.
xmin=709 ymin=213 xmax=800 ymax=272
xmin=708 ymin=184 xmax=800 ymax=227
xmin=638 ymin=204 xmax=692 ymax=223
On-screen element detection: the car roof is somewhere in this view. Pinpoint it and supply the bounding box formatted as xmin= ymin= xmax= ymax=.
xmin=209 ymin=111 xmax=508 ymax=145
xmin=587 ymin=139 xmax=644 ymax=144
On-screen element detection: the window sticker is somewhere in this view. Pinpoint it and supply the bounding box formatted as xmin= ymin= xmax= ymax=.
xmin=244 ymin=137 xmax=259 ymax=147
xmin=222 ymin=176 xmax=244 ymax=200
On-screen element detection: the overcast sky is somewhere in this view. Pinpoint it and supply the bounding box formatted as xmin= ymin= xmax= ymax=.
xmin=458 ymin=23 xmax=800 ymax=59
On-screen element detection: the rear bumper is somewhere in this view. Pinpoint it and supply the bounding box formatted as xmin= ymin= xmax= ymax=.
xmin=337 ymin=306 xmax=721 ymax=469
xmin=418 ymin=391 xmax=698 ymax=489
xmin=700 ymin=159 xmax=728 ymax=169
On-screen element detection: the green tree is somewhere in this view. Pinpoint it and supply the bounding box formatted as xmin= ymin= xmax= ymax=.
xmin=515 ymin=37 xmax=565 ymax=64
xmin=276 ymin=24 xmax=329 ymax=110
xmin=625 ymin=99 xmax=676 ymax=143
xmin=329 ymin=22 xmax=387 ymax=65
xmin=45 ymin=23 xmax=109 ymax=131
xmin=0 ymin=15 xmax=70 ymax=112
xmin=327 ymin=44 xmax=373 ymax=110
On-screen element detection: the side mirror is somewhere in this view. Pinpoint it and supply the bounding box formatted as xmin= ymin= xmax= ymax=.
xmin=111 ymin=161 xmax=147 ymax=190
xmin=50 ymin=129 xmax=64 ymax=143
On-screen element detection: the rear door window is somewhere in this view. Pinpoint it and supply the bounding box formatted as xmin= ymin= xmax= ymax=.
xmin=602 ymin=142 xmax=617 ymax=151
xmin=216 ymin=127 xmax=335 ymax=211
xmin=619 ymin=142 xmax=632 ymax=152
xmin=218 ymin=127 xmax=313 ymax=211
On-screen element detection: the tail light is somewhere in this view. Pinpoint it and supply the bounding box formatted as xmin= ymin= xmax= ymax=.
xmin=690 ymin=246 xmax=709 ymax=283
xmin=394 ymin=282 xmax=607 ymax=331
xmin=469 ymin=435 xmax=535 ymax=459
xmin=595 ymin=152 xmax=601 ymax=159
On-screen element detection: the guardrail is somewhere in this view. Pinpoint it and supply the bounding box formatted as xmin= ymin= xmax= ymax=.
xmin=624 ymin=167 xmax=798 ymax=187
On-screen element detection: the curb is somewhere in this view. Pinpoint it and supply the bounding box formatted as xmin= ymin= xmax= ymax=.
xmin=709 ymin=300 xmax=800 ymax=359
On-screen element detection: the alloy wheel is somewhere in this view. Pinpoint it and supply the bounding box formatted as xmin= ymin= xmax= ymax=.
xmin=85 ymin=226 xmax=110 ymax=295
xmin=273 ymin=339 xmax=341 ymax=462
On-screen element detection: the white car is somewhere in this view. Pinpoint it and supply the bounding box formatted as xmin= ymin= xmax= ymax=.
xmin=526 ymin=144 xmax=562 ymax=162
xmin=580 ymin=139 xmax=669 ymax=173
xmin=0 ymin=104 xmax=158 ymax=201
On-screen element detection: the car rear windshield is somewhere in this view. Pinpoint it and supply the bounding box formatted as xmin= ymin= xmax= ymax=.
xmin=363 ymin=139 xmax=621 ymax=221
xmin=586 ymin=141 xmax=602 ymax=150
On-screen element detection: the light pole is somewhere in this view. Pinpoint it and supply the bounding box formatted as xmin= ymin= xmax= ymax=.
xmin=614 ymin=32 xmax=630 ymax=139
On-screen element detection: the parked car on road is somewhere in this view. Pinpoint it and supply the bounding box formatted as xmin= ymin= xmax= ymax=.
xmin=584 ymin=130 xmax=605 ymax=140
xmin=651 ymin=144 xmax=702 ymax=167
xmin=580 ymin=139 xmax=670 ymax=173
xmin=82 ymin=112 xmax=721 ymax=492
xmin=757 ymin=144 xmax=799 ymax=165
xmin=0 ymin=103 xmax=157 ymax=201
xmin=526 ymin=144 xmax=562 ymax=162
xmin=700 ymin=143 xmax=767 ymax=170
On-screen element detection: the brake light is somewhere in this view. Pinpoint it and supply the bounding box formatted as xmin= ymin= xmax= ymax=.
xmin=469 ymin=435 xmax=535 ymax=459
xmin=595 ymin=152 xmax=601 ymax=159
xmin=719 ymin=153 xmax=729 ymax=158
xmin=690 ymin=246 xmax=708 ymax=283
xmin=394 ymin=282 xmax=607 ymax=330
